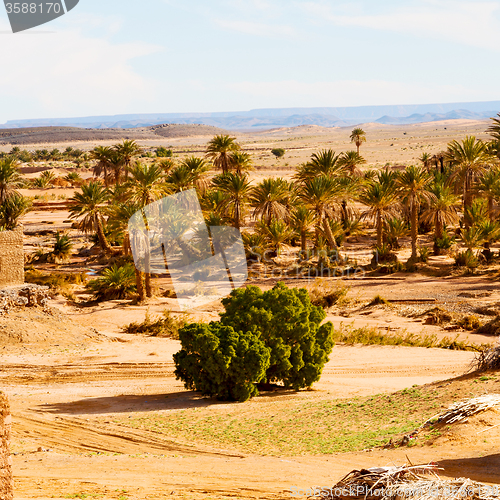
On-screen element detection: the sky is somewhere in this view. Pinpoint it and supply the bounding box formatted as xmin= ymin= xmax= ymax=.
xmin=0 ymin=0 xmax=499 ymax=123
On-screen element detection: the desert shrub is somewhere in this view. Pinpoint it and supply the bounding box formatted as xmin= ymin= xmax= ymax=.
xmin=454 ymin=249 xmax=478 ymax=271
xmin=219 ymin=282 xmax=334 ymax=389
xmin=25 ymin=269 xmax=86 ymax=295
xmin=475 ymin=317 xmax=500 ymax=336
xmin=371 ymin=244 xmax=397 ymax=265
xmin=124 ymin=310 xmax=186 ymax=339
xmin=309 ymin=278 xmax=349 ymax=308
xmin=418 ymin=246 xmax=430 ymax=263
xmin=423 ymin=307 xmax=452 ymax=325
xmin=86 ymin=263 xmax=136 ymax=300
xmin=368 ymin=295 xmax=389 ymax=306
xmin=271 ymin=148 xmax=285 ymax=159
xmin=156 ymin=147 xmax=173 ymax=158
xmin=457 ymin=314 xmax=482 ymax=331
xmin=174 ymin=322 xmax=270 ymax=402
xmin=434 ymin=228 xmax=455 ymax=252
xmin=473 ymin=345 xmax=500 ymax=372
xmin=49 ymin=232 xmax=73 ymax=263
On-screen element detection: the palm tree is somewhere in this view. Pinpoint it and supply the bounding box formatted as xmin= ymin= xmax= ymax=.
xmin=397 ymin=165 xmax=434 ymax=262
xmin=295 ymin=150 xmax=343 ymax=182
xmin=350 ymin=128 xmax=367 ymax=154
xmin=421 ymin=182 xmax=460 ymax=255
xmin=200 ymin=189 xmax=230 ymax=217
xmin=476 ymin=167 xmax=500 ymax=218
xmin=339 ymin=151 xmax=366 ymax=176
xmin=446 ymin=136 xmax=496 ymax=215
xmin=0 ymin=193 xmax=31 ymax=230
xmin=257 ymin=218 xmax=292 ymax=257
xmin=126 ymin=163 xmax=169 ymax=298
xmin=91 ymin=146 xmax=115 ymax=186
xmin=251 ymin=177 xmax=292 ymax=225
xmin=166 ymin=166 xmax=195 ymax=193
xmin=50 ymin=232 xmax=73 ymax=263
xmin=126 ymin=163 xmax=168 ymax=207
xmin=299 ymin=175 xmax=342 ymax=250
xmin=212 ymin=173 xmax=252 ymax=229
xmin=230 ymin=151 xmax=254 ymax=175
xmin=179 ymin=156 xmax=210 ymax=192
xmin=69 ymin=181 xmax=114 ymax=254
xmin=419 ymin=152 xmax=432 ymax=170
xmin=290 ymin=205 xmax=315 ymax=257
xmin=113 ymin=140 xmax=142 ymax=177
xmin=0 ymin=157 xmax=22 ymax=203
xmin=487 ymin=112 xmax=500 ymax=141
xmin=359 ymin=180 xmax=399 ymax=248
xmin=205 ymin=135 xmax=240 ymax=174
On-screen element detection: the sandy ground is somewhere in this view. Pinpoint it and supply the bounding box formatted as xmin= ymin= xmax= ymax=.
xmin=2 ymin=118 xmax=500 ymax=498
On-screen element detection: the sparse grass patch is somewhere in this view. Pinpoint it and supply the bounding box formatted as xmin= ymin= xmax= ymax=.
xmin=124 ymin=309 xmax=187 ymax=339
xmin=25 ymin=269 xmax=87 ymax=295
xmin=331 ymin=324 xmax=486 ymax=351
xmin=309 ymin=278 xmax=350 ymax=308
xmin=368 ymin=294 xmax=389 ymax=306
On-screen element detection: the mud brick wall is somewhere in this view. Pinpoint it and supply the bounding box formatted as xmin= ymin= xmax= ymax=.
xmin=0 ymin=227 xmax=24 ymax=287
xmin=0 ymin=392 xmax=13 ymax=500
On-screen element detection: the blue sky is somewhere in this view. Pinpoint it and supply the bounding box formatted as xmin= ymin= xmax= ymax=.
xmin=0 ymin=0 xmax=499 ymax=122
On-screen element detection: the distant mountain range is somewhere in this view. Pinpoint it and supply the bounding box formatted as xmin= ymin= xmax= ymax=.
xmin=2 ymin=101 xmax=499 ymax=130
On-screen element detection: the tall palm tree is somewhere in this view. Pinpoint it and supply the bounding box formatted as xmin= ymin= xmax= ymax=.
xmin=339 ymin=151 xmax=366 ymax=176
xmin=212 ymin=173 xmax=252 ymax=229
xmin=359 ymin=180 xmax=399 ymax=248
xmin=0 ymin=157 xmax=22 ymax=203
xmin=166 ymin=165 xmax=196 ymax=193
xmin=476 ymin=167 xmax=500 ymax=218
xmin=419 ymin=152 xmax=432 ymax=170
xmin=205 ymin=135 xmax=240 ymax=174
xmin=126 ymin=162 xmax=169 ymax=298
xmin=421 ymin=182 xmax=460 ymax=255
xmin=299 ymin=175 xmax=343 ymax=250
xmin=91 ymin=146 xmax=115 ymax=186
xmin=251 ymin=177 xmax=292 ymax=225
xmin=350 ymin=128 xmax=367 ymax=154
xmin=397 ymin=165 xmax=434 ymax=262
xmin=446 ymin=136 xmax=496 ymax=215
xmin=179 ymin=156 xmax=210 ymax=192
xmin=69 ymin=182 xmax=114 ymax=254
xmin=295 ymin=150 xmax=343 ymax=182
xmin=291 ymin=205 xmax=315 ymax=256
xmin=487 ymin=112 xmax=500 ymax=141
xmin=114 ymin=140 xmax=142 ymax=178
xmin=230 ymin=151 xmax=254 ymax=175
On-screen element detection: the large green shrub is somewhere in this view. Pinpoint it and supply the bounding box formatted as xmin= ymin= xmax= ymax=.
xmin=220 ymin=282 xmax=334 ymax=390
xmin=174 ymin=323 xmax=270 ymax=402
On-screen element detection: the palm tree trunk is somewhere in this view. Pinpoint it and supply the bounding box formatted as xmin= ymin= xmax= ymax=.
xmin=135 ymin=267 xmax=145 ymax=302
xmin=410 ymin=201 xmax=418 ymax=261
xmin=434 ymin=214 xmax=442 ymax=256
xmin=123 ymin=232 xmax=131 ymax=256
xmin=376 ymin=211 xmax=383 ymax=247
xmin=488 ymin=197 xmax=494 ymax=219
xmin=94 ymin=214 xmax=113 ymax=254
xmin=322 ymin=217 xmax=339 ymax=251
xmin=300 ymin=230 xmax=307 ymax=256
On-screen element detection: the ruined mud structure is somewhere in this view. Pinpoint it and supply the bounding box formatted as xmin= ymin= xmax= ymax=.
xmin=0 ymin=392 xmax=13 ymax=500
xmin=0 ymin=227 xmax=24 ymax=287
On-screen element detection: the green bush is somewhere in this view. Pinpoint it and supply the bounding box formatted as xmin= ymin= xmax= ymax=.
xmin=271 ymin=148 xmax=285 ymax=159
xmin=87 ymin=263 xmax=136 ymax=300
xmin=220 ymin=282 xmax=334 ymax=390
xmin=174 ymin=322 xmax=270 ymax=402
xmin=435 ymin=229 xmax=455 ymax=252
xmin=418 ymin=246 xmax=430 ymax=263
xmin=156 ymin=147 xmax=173 ymax=158
xmin=454 ymin=249 xmax=478 ymax=271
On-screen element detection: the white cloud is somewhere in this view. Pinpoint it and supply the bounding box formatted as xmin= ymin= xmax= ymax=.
xmin=224 ymin=79 xmax=491 ymax=107
xmin=301 ymin=0 xmax=500 ymax=51
xmin=0 ymin=18 xmax=162 ymax=122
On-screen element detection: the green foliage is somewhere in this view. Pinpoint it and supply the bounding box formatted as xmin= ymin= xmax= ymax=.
xmin=271 ymin=148 xmax=285 ymax=159
xmin=124 ymin=310 xmax=186 ymax=339
xmin=51 ymin=232 xmax=73 ymax=263
xmin=25 ymin=269 xmax=86 ymax=295
xmin=0 ymin=193 xmax=31 ymax=230
xmin=435 ymin=228 xmax=455 ymax=250
xmin=454 ymin=249 xmax=479 ymax=271
xmin=174 ymin=322 xmax=270 ymax=402
xmin=418 ymin=246 xmax=430 ymax=263
xmin=87 ymin=263 xmax=136 ymax=300
xmin=220 ymin=282 xmax=334 ymax=389
xmin=156 ymin=147 xmax=173 ymax=158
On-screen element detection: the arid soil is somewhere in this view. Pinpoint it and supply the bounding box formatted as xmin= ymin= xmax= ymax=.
xmin=1 ymin=119 xmax=500 ymax=499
